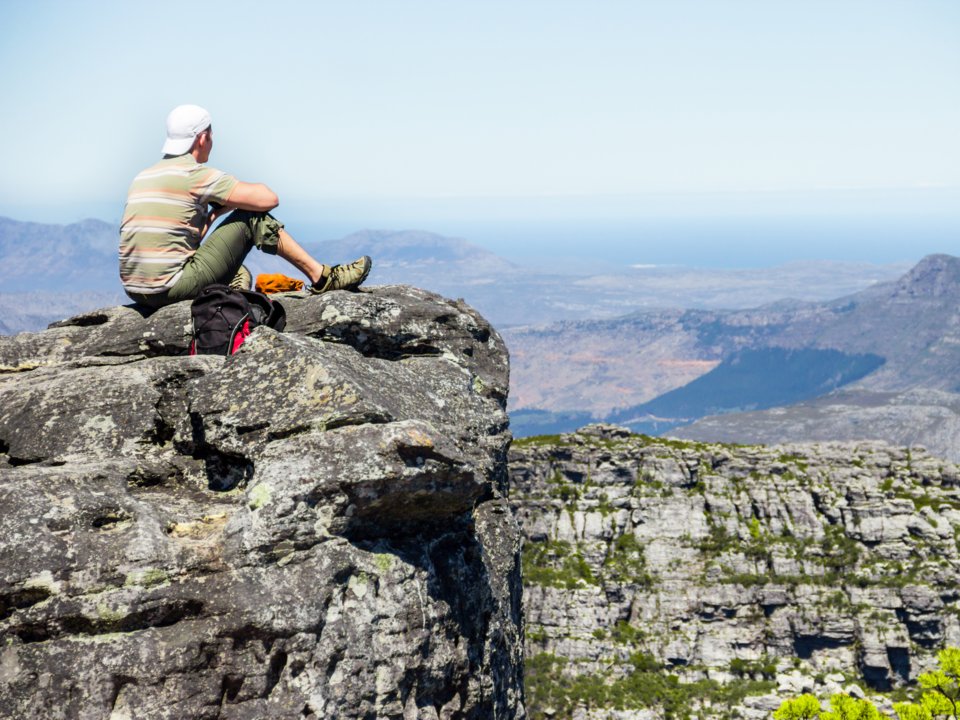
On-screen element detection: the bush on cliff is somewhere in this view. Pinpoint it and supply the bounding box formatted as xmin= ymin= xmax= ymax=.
xmin=776 ymin=648 xmax=960 ymax=720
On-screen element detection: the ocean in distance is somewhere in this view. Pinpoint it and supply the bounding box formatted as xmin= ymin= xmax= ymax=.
xmin=282 ymin=188 xmax=960 ymax=269
xmin=283 ymin=212 xmax=960 ymax=272
xmin=5 ymin=188 xmax=959 ymax=270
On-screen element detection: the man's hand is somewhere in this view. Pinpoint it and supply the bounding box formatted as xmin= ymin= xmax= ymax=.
xmin=201 ymin=202 xmax=227 ymax=238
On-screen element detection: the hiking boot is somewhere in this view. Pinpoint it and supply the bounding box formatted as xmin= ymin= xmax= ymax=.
xmin=228 ymin=265 xmax=253 ymax=291
xmin=310 ymin=256 xmax=372 ymax=294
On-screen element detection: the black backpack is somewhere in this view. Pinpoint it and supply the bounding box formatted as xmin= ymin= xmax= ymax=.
xmin=189 ymin=284 xmax=286 ymax=356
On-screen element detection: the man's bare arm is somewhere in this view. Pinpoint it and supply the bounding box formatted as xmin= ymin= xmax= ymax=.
xmin=223 ymin=182 xmax=280 ymax=212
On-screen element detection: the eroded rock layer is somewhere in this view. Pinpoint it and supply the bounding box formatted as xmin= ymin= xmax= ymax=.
xmin=510 ymin=424 xmax=960 ymax=719
xmin=0 ymin=286 xmax=524 ymax=720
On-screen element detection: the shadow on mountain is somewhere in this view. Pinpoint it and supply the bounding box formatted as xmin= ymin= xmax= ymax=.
xmin=607 ymin=347 xmax=885 ymax=430
xmin=508 ymin=408 xmax=597 ymax=438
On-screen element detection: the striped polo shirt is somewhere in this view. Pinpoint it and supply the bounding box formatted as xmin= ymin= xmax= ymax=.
xmin=119 ymin=154 xmax=239 ymax=293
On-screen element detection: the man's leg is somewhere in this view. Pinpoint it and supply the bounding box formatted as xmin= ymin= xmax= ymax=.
xmin=228 ymin=265 xmax=253 ymax=291
xmin=262 ymin=223 xmax=372 ymax=293
xmin=277 ymin=229 xmax=325 ymax=286
xmin=168 ymin=210 xmax=371 ymax=301
xmin=165 ymin=210 xmax=277 ymax=302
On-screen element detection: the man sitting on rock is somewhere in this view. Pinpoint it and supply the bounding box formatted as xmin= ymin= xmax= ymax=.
xmin=119 ymin=104 xmax=371 ymax=308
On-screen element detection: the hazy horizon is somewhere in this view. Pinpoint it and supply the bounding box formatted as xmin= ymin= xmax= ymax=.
xmin=2 ymin=184 xmax=957 ymax=269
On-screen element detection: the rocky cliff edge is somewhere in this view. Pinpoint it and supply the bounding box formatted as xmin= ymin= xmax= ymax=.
xmin=0 ymin=286 xmax=524 ymax=720
xmin=511 ymin=424 xmax=960 ymax=719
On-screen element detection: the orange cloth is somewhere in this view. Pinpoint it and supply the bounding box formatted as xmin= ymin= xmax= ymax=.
xmin=255 ymin=273 xmax=305 ymax=294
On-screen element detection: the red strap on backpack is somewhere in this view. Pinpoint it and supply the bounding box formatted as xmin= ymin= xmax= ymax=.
xmin=231 ymin=320 xmax=252 ymax=354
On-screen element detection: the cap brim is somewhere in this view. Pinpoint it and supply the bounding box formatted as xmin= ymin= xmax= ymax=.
xmin=162 ymin=135 xmax=195 ymax=155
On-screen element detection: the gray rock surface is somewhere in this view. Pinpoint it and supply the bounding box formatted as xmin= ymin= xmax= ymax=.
xmin=0 ymin=285 xmax=524 ymax=720
xmin=510 ymin=424 xmax=960 ymax=719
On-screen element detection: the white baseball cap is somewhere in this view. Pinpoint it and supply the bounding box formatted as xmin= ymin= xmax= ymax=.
xmin=162 ymin=104 xmax=212 ymax=156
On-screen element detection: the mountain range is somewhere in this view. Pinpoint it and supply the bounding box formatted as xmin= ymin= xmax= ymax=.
xmin=0 ymin=216 xmax=123 ymax=293
xmin=0 ymin=216 xmax=906 ymax=332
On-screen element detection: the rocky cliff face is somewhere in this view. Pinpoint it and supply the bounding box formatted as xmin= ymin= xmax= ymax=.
xmin=0 ymin=286 xmax=524 ymax=720
xmin=510 ymin=425 xmax=960 ymax=719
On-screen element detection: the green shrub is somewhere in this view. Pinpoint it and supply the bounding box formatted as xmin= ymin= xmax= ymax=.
xmin=628 ymin=651 xmax=661 ymax=672
xmin=602 ymin=533 xmax=654 ymax=587
xmin=730 ymin=656 xmax=779 ymax=679
xmin=610 ymin=620 xmax=643 ymax=645
xmin=699 ymin=523 xmax=735 ymax=554
xmin=522 ymin=539 xmax=598 ymax=589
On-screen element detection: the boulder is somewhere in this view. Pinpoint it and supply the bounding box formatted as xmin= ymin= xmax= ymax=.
xmin=0 ymin=286 xmax=524 ymax=719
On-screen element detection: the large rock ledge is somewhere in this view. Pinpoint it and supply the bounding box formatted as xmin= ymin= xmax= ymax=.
xmin=0 ymin=285 xmax=525 ymax=720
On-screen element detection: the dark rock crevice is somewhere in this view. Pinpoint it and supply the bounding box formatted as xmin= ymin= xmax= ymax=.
xmin=309 ymin=330 xmax=444 ymax=361
xmin=265 ymin=424 xmax=312 ymax=442
xmin=185 ymin=410 xmax=255 ymax=491
xmin=7 ymin=454 xmax=45 ymax=467
xmin=0 ymin=365 xmax=40 ymax=375
xmin=90 ymin=508 xmax=134 ymax=531
xmin=265 ymin=648 xmax=289 ymax=697
xmin=0 ymin=586 xmax=54 ymax=622
xmin=220 ymin=674 xmax=244 ymax=704
xmin=108 ymin=674 xmax=138 ymax=716
xmin=48 ymin=311 xmax=112 ymax=328
xmin=323 ymin=411 xmax=393 ymax=431
xmin=9 ymin=597 xmax=206 ymax=644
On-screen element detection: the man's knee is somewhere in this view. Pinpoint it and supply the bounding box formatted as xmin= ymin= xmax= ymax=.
xmin=245 ymin=212 xmax=282 ymax=256
xmin=214 ymin=210 xmax=280 ymax=255
xmin=211 ymin=210 xmax=281 ymax=255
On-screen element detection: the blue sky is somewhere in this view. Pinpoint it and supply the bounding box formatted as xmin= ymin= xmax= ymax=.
xmin=1 ymin=0 xmax=959 ymax=263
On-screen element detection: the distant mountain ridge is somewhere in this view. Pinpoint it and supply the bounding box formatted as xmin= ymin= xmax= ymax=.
xmin=508 ymin=254 xmax=960 ymax=459
xmin=673 ymin=387 xmax=960 ymax=461
xmin=315 ymin=229 xmax=517 ymax=268
xmin=0 ymin=217 xmax=121 ymax=293
xmin=610 ymin=347 xmax=885 ymax=422
xmin=0 ymin=216 xmax=907 ymax=333
xmin=668 ymin=255 xmax=960 ymax=456
xmin=509 ymin=253 xmax=960 ymax=411
xmin=0 ymin=290 xmax=127 ymax=335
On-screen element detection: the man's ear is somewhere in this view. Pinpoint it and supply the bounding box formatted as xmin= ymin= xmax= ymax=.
xmin=190 ymin=130 xmax=211 ymax=160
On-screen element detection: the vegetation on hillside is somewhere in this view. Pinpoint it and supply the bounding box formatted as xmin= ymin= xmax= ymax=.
xmin=776 ymin=648 xmax=960 ymax=720
xmin=526 ymin=651 xmax=776 ymax=720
